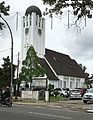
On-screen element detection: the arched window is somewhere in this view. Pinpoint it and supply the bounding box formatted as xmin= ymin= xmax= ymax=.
xmin=36 ymin=15 xmax=38 ymax=25
xmin=23 ymin=16 xmax=25 ymax=27
xmin=29 ymin=15 xmax=32 ymax=26
xmin=39 ymin=17 xmax=41 ymax=27
xmin=26 ymin=16 xmax=28 ymax=27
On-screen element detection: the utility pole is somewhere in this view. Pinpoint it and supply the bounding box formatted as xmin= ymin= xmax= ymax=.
xmin=17 ymin=52 xmax=20 ymax=81
xmin=15 ymin=52 xmax=20 ymax=99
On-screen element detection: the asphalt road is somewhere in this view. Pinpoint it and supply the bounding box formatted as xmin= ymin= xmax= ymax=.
xmin=0 ymin=104 xmax=93 ymax=120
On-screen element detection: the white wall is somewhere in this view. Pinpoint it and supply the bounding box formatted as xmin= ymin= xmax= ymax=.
xmin=50 ymin=75 xmax=85 ymax=89
xmin=21 ymin=91 xmax=39 ymax=100
xmin=21 ymin=11 xmax=45 ymax=64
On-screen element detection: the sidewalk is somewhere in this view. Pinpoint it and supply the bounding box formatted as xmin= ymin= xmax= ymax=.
xmin=13 ymin=99 xmax=93 ymax=112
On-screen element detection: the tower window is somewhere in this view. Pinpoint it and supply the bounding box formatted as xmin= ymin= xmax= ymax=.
xmin=23 ymin=21 xmax=25 ymax=27
xmin=29 ymin=15 xmax=31 ymax=26
xmin=23 ymin=16 xmax=25 ymax=27
xmin=42 ymin=23 xmax=43 ymax=29
xmin=25 ymin=28 xmax=29 ymax=35
xmin=42 ymin=19 xmax=44 ymax=29
xmin=26 ymin=21 xmax=28 ymax=27
xmin=39 ymin=22 xmax=40 ymax=27
xmin=26 ymin=16 xmax=28 ymax=27
xmin=39 ymin=18 xmax=41 ymax=27
xmin=36 ymin=15 xmax=38 ymax=26
xmin=38 ymin=29 xmax=42 ymax=36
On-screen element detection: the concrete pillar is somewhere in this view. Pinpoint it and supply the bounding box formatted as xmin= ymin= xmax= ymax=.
xmin=45 ymin=91 xmax=49 ymax=102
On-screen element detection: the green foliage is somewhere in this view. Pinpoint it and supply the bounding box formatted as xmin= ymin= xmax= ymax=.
xmin=0 ymin=1 xmax=10 ymax=15
xmin=0 ymin=56 xmax=16 ymax=89
xmin=50 ymin=96 xmax=65 ymax=102
xmin=53 ymin=90 xmax=60 ymax=97
xmin=42 ymin=0 xmax=93 ymax=21
xmin=0 ymin=1 xmax=10 ymax=30
xmin=79 ymin=63 xmax=87 ymax=73
xmin=49 ymin=84 xmax=54 ymax=90
xmin=19 ymin=45 xmax=45 ymax=83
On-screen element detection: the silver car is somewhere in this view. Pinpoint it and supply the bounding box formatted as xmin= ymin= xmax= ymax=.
xmin=69 ymin=89 xmax=82 ymax=99
xmin=83 ymin=88 xmax=93 ymax=103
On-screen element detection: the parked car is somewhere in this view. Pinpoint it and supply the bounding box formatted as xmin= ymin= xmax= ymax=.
xmin=31 ymin=86 xmax=47 ymax=91
xmin=69 ymin=89 xmax=82 ymax=99
xmin=75 ymin=88 xmax=87 ymax=97
xmin=83 ymin=88 xmax=93 ymax=103
xmin=53 ymin=88 xmax=69 ymax=98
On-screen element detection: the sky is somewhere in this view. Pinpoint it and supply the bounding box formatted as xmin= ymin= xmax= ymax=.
xmin=0 ymin=0 xmax=93 ymax=75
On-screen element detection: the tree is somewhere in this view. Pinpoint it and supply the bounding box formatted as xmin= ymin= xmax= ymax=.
xmin=0 ymin=68 xmax=4 ymax=89
xmin=79 ymin=63 xmax=87 ymax=73
xmin=42 ymin=0 xmax=93 ymax=23
xmin=0 ymin=56 xmax=16 ymax=89
xmin=0 ymin=1 xmax=10 ymax=30
xmin=19 ymin=45 xmax=45 ymax=90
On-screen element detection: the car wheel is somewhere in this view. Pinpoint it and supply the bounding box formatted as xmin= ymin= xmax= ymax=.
xmin=83 ymin=100 xmax=87 ymax=104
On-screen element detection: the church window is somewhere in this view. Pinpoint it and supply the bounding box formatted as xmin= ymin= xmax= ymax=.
xmin=26 ymin=21 xmax=28 ymax=26
xmin=23 ymin=16 xmax=25 ymax=27
xmin=42 ymin=23 xmax=43 ymax=29
xmin=42 ymin=19 xmax=44 ymax=29
xmin=25 ymin=28 xmax=29 ymax=35
xmin=36 ymin=15 xmax=38 ymax=25
xmin=39 ymin=22 xmax=40 ymax=27
xmin=38 ymin=29 xmax=42 ymax=36
xmin=63 ymin=81 xmax=66 ymax=88
xmin=23 ymin=21 xmax=25 ymax=27
xmin=39 ymin=18 xmax=41 ymax=27
xmin=76 ymin=82 xmax=79 ymax=88
xmin=70 ymin=81 xmax=73 ymax=89
xmin=26 ymin=16 xmax=28 ymax=27
xmin=29 ymin=15 xmax=31 ymax=25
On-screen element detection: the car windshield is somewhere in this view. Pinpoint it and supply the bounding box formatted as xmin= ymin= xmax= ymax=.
xmin=71 ymin=89 xmax=80 ymax=93
xmin=88 ymin=88 xmax=93 ymax=93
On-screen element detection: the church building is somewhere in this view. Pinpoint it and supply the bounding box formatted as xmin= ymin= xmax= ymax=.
xmin=21 ymin=5 xmax=86 ymax=89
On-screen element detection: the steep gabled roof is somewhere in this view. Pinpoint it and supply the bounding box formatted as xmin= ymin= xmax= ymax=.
xmin=45 ymin=49 xmax=86 ymax=78
xmin=39 ymin=58 xmax=59 ymax=80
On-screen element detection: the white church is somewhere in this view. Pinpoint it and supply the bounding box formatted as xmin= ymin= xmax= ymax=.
xmin=21 ymin=5 xmax=86 ymax=90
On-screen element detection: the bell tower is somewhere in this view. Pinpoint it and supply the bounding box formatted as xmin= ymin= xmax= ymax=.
xmin=21 ymin=6 xmax=45 ymax=61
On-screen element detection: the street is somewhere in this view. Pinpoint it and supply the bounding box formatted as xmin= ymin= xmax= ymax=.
xmin=0 ymin=103 xmax=93 ymax=120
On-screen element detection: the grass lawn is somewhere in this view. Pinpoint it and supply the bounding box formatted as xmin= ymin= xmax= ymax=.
xmin=50 ymin=96 xmax=68 ymax=102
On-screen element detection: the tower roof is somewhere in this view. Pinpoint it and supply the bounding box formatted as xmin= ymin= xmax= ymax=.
xmin=25 ymin=5 xmax=42 ymax=17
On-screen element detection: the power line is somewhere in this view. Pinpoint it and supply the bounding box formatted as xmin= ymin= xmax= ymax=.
xmin=0 ymin=48 xmax=11 ymax=53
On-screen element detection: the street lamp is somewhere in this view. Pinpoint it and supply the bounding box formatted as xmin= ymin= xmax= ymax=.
xmin=0 ymin=14 xmax=13 ymax=96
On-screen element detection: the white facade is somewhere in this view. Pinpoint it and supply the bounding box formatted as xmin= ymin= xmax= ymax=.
xmin=21 ymin=10 xmax=45 ymax=62
xmin=48 ymin=75 xmax=85 ymax=89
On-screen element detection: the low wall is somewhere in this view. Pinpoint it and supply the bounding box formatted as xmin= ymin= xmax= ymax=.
xmin=21 ymin=91 xmax=39 ymax=100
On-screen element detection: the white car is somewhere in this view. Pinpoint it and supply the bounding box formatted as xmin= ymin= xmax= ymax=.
xmin=83 ymin=88 xmax=93 ymax=103
xmin=54 ymin=88 xmax=69 ymax=98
